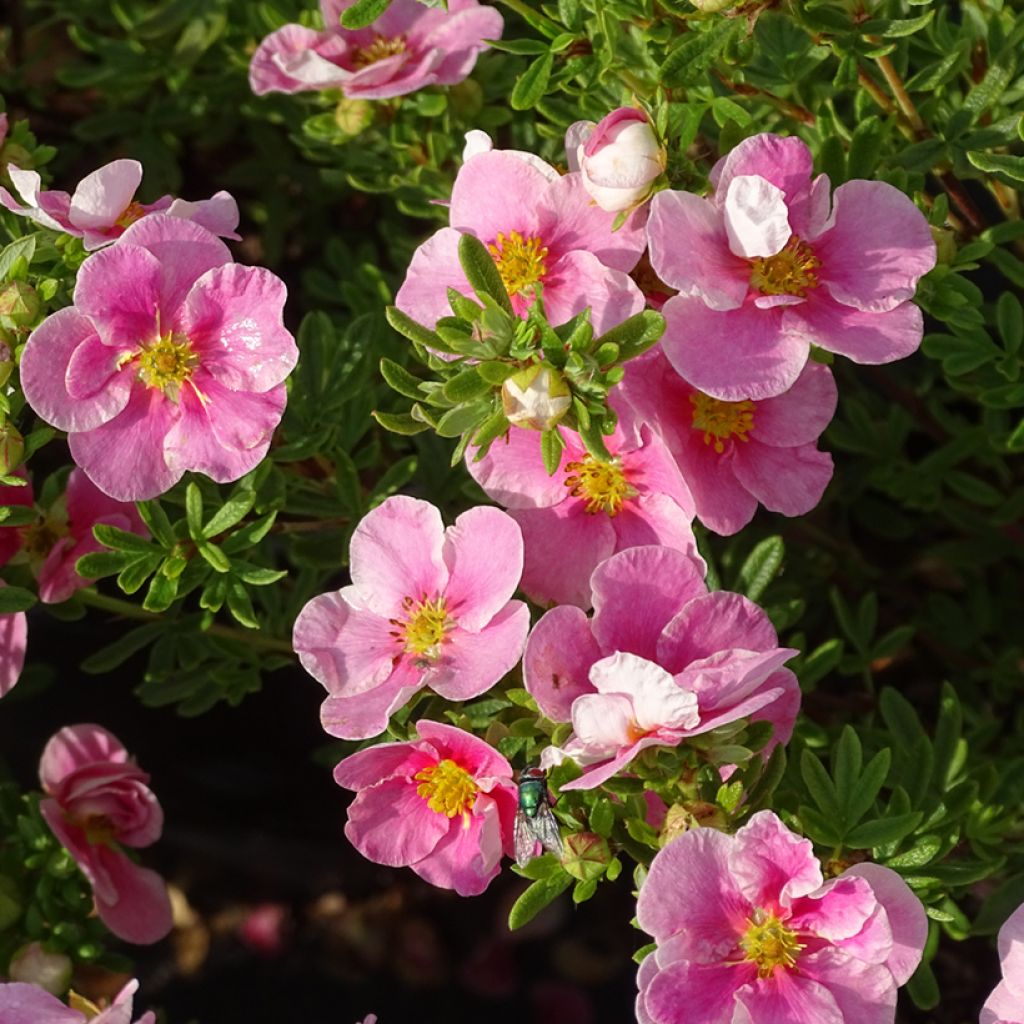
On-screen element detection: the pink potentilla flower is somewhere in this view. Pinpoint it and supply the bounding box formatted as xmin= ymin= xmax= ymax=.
xmin=37 ymin=469 xmax=148 ymax=604
xmin=619 ymin=349 xmax=836 ymax=535
xmin=20 ymin=214 xmax=297 ymax=501
xmin=39 ymin=724 xmax=172 ymax=944
xmin=467 ymin=423 xmax=698 ymax=609
xmin=334 ymin=720 xmax=518 ymax=896
xmin=982 ymin=901 xmax=1024 ymax=1023
xmin=395 ymin=149 xmax=647 ymax=336
xmin=635 ymin=811 xmax=927 ymax=1024
xmin=0 ymin=158 xmax=239 ymax=250
xmin=0 ymin=979 xmax=155 ymax=1024
xmin=293 ymin=495 xmax=530 ymax=741
xmin=249 ymin=0 xmax=502 ymax=100
xmin=524 ymin=545 xmax=799 ymax=755
xmin=646 ymin=132 xmax=937 ymax=401
xmin=0 ymin=586 xmax=27 ymax=699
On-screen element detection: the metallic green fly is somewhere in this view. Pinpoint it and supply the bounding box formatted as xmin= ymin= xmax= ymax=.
xmin=514 ymin=766 xmax=563 ymax=868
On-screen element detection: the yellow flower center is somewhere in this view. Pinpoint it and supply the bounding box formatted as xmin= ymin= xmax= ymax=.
xmin=414 ymin=758 xmax=478 ymax=818
xmin=78 ymin=813 xmax=117 ymax=846
xmin=115 ymin=201 xmax=147 ymax=229
xmin=353 ymin=34 xmax=407 ymax=67
xmin=689 ymin=392 xmax=755 ymax=454
xmin=564 ymin=456 xmax=637 ymax=516
xmin=739 ymin=910 xmax=804 ymax=978
xmin=749 ymin=236 xmax=821 ymax=297
xmin=487 ymin=230 xmax=549 ymax=296
xmin=135 ymin=333 xmax=198 ymax=401
xmin=392 ymin=595 xmax=453 ymax=661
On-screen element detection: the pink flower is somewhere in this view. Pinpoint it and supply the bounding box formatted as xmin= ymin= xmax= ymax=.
xmin=467 ymin=423 xmax=699 ymax=608
xmin=646 ymin=133 xmax=937 ymax=401
xmin=620 ymin=349 xmax=836 ymax=535
xmin=39 ymin=724 xmax=172 ymax=944
xmin=20 ymin=215 xmax=297 ymax=501
xmin=249 ymin=0 xmax=502 ymax=100
xmin=566 ymin=107 xmax=667 ymax=213
xmin=334 ymin=720 xmax=517 ymax=896
xmin=524 ymin=545 xmax=799 ymax=779
xmin=0 ymin=586 xmax=27 ymax=699
xmin=982 ymin=901 xmax=1024 ymax=1023
xmin=0 ymin=979 xmax=155 ymax=1024
xmin=38 ymin=469 xmax=148 ymax=603
xmin=0 ymin=158 xmax=239 ymax=251
xmin=635 ymin=812 xmax=927 ymax=1024
xmin=293 ymin=495 xmax=530 ymax=740
xmin=395 ymin=148 xmax=647 ymax=336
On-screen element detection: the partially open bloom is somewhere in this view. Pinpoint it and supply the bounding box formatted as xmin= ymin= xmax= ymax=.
xmin=620 ymin=350 xmax=836 ymax=534
xmin=566 ymin=107 xmax=666 ymax=213
xmin=635 ymin=812 xmax=927 ymax=1024
xmin=525 ymin=546 xmax=799 ymax=776
xmin=39 ymin=724 xmax=172 ymax=944
xmin=334 ymin=720 xmax=517 ymax=896
xmin=20 ymin=215 xmax=297 ymax=501
xmin=468 ymin=424 xmax=699 ymax=608
xmin=395 ymin=148 xmax=647 ymax=336
xmin=0 ymin=979 xmax=155 ymax=1024
xmin=250 ymin=0 xmax=502 ymax=100
xmin=982 ymin=900 xmax=1024 ymax=1023
xmin=0 ymin=158 xmax=238 ymax=250
xmin=501 ymin=364 xmax=570 ymax=431
xmin=293 ymin=496 xmax=530 ymax=740
xmin=647 ymin=133 xmax=936 ymax=401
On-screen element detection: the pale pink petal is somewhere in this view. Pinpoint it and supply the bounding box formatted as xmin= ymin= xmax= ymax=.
xmin=647 ymin=190 xmax=749 ymax=310
xmin=644 ymin=959 xmax=744 ymax=1024
xmin=787 ymin=876 xmax=877 ymax=943
xmin=786 ymin=294 xmax=923 ymax=364
xmin=731 ymin=440 xmax=833 ymax=517
xmin=570 ymin=691 xmax=639 ymax=754
xmin=394 ymin=227 xmax=468 ymax=330
xmin=590 ymin=545 xmax=706 ymax=662
xmin=0 ymin=983 xmax=82 ymax=1024
xmin=441 ymin=505 xmax=523 ymax=632
xmin=466 ymin=426 xmax=567 ymax=509
xmin=542 ymin=249 xmax=646 ymax=335
xmin=65 ymin=331 xmax=134 ymax=404
xmin=333 ymin=739 xmax=434 ymax=791
xmin=997 ymin=903 xmax=1024 ymax=1000
xmin=93 ymin=979 xmax=147 ymax=1024
xmin=40 ymin=724 xmax=129 ymax=791
xmin=748 ymin=668 xmax=800 ymax=750
xmin=523 ymin=605 xmax=602 ymax=722
xmin=588 ymin=651 xmax=698 ymax=733
xmin=348 ymin=495 xmax=449 ymax=617
xmin=0 ymin=167 xmax=71 ymax=232
xmin=661 ymin=295 xmax=808 ymax=402
xmin=750 ymin=361 xmax=837 ymax=447
xmin=626 ymin=425 xmax=696 ymax=516
xmin=722 ymin=175 xmax=792 ymax=259
xmin=674 ymin=432 xmax=759 ymax=536
xmin=249 ymin=24 xmax=350 ymax=95
xmin=814 ymin=180 xmax=936 ymax=313
xmin=320 ymin=662 xmax=424 ymax=740
xmin=73 ymin=243 xmax=162 ymax=348
xmin=982 ymin=979 xmax=1024 ymax=1024
xmin=795 ymin=948 xmax=898 ymax=1024
xmin=610 ymin=494 xmax=700 ymax=568
xmin=560 ymin=734 xmax=663 ymax=791
xmin=731 ymin=810 xmax=823 ymax=908
xmin=67 ymin=160 xmax=142 ymax=232
xmin=165 ymin=191 xmax=240 ymax=239
xmin=418 ymin=4 xmax=503 ymax=87
xmin=733 ymin=969 xmax=843 ymax=1024
xmin=38 ymin=535 xmax=100 ymax=604
xmin=410 ymin=796 xmax=503 ymax=896
xmin=344 ymin=779 xmax=449 ymax=866
xmin=0 ymin=608 xmax=27 ymax=699
xmin=674 ymin=649 xmax=797 ymax=726
xmin=449 ymin=151 xmax=548 ymax=246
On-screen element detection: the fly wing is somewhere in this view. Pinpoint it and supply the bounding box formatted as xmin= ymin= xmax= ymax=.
xmin=532 ymin=803 xmax=563 ymax=858
xmin=514 ymin=809 xmax=540 ymax=868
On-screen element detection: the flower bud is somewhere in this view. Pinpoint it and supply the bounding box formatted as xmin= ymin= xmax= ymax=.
xmin=334 ymin=97 xmax=373 ymax=136
xmin=501 ymin=364 xmax=570 ymax=431
xmin=8 ymin=942 xmax=73 ymax=995
xmin=931 ymin=225 xmax=957 ymax=266
xmin=0 ymin=422 xmax=24 ymax=475
xmin=561 ymin=831 xmax=611 ymax=881
xmin=568 ymin=108 xmax=666 ymax=214
xmin=0 ymin=280 xmax=41 ymax=330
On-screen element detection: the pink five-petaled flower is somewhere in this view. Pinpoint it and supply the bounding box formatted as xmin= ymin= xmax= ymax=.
xmin=395 ymin=148 xmax=647 ymax=336
xmin=467 ymin=423 xmax=699 ymax=609
xmin=620 ymin=349 xmax=837 ymax=535
xmin=249 ymin=0 xmax=502 ymax=100
xmin=0 ymin=979 xmax=155 ymax=1024
xmin=982 ymin=900 xmax=1024 ymax=1023
xmin=20 ymin=214 xmax=297 ymax=501
xmin=524 ymin=545 xmax=800 ymax=787
xmin=647 ymin=132 xmax=937 ymax=401
xmin=293 ymin=495 xmax=530 ymax=741
xmin=39 ymin=724 xmax=172 ymax=944
xmin=635 ymin=811 xmax=928 ymax=1024
xmin=334 ymin=720 xmax=517 ymax=897
xmin=0 ymin=158 xmax=239 ymax=251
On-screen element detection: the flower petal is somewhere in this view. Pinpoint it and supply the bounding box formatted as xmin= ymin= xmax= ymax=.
xmin=523 ymin=604 xmax=602 ymax=722
xmin=722 ymin=175 xmax=792 ymax=259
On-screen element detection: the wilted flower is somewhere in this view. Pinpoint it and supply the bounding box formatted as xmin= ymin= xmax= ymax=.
xmin=635 ymin=811 xmax=927 ymax=1024
xmin=982 ymin=900 xmax=1024 ymax=1023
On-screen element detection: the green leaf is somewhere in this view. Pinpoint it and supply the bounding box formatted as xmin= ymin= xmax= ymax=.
xmin=845 ymin=813 xmax=923 ymax=849
xmin=185 ymin=482 xmax=203 ymax=539
xmin=197 ymin=541 xmax=230 ymax=573
xmin=81 ymin=621 xmax=166 ymax=673
xmin=833 ymin=726 xmax=862 ymax=812
xmin=800 ymin=749 xmax=841 ymax=819
xmin=736 ymin=535 xmax=784 ymax=603
xmin=661 ymin=20 xmax=737 ymax=86
xmin=339 ymin=0 xmax=391 ymax=29
xmin=966 ymin=151 xmax=1024 ymax=186
xmin=135 ymin=500 xmax=176 ymax=548
xmin=443 ymin=367 xmax=491 ymax=404
xmin=845 ymin=749 xmax=892 ymax=825
xmin=511 ymin=52 xmax=554 ymax=111
xmin=457 ymin=233 xmax=513 ymax=314
xmin=385 ymin=306 xmax=450 ymax=352
xmin=143 ymin=573 xmax=179 ymax=613
xmin=203 ymin=490 xmax=255 ymax=539
xmin=590 ymin=799 xmax=615 ymax=837
xmin=540 ymin=427 xmax=565 ymax=475
xmin=75 ymin=550 xmax=134 ymax=578
xmin=372 ymin=410 xmax=430 ymax=435
xmin=508 ymin=871 xmax=572 ymax=930
xmin=0 ymin=236 xmax=36 ymax=281
xmin=380 ymin=357 xmax=428 ymax=401
xmin=92 ymin=524 xmax=156 ymax=554
xmin=591 ymin=310 xmax=665 ymax=361
xmin=905 ymin=960 xmax=940 ymax=1012
xmin=997 ymin=293 xmax=1023 ymax=353
xmin=0 ymin=585 xmax=36 ymax=613
xmin=225 ymin=579 xmax=259 ymax=628
xmin=799 ymin=638 xmax=843 ymax=689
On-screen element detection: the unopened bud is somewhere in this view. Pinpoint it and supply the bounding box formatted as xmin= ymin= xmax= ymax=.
xmin=561 ymin=831 xmax=611 ymax=881
xmin=931 ymin=225 xmax=957 ymax=266
xmin=501 ymin=364 xmax=570 ymax=431
xmin=0 ymin=422 xmax=24 ymax=475
xmin=334 ymin=97 xmax=373 ymax=136
xmin=9 ymin=942 xmax=73 ymax=995
xmin=0 ymin=281 xmax=41 ymax=330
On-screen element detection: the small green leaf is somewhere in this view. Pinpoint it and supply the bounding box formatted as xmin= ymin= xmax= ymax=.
xmin=0 ymin=585 xmax=36 ymax=613
xmin=380 ymin=357 xmax=428 ymax=401
xmin=143 ymin=573 xmax=179 ymax=613
xmin=541 ymin=427 xmax=565 ymax=475
xmin=385 ymin=306 xmax=451 ymax=352
xmin=203 ymin=490 xmax=255 ymax=539
xmin=135 ymin=500 xmax=176 ymax=548
xmin=185 ymin=483 xmax=203 ymax=539
xmin=508 ymin=871 xmax=572 ymax=930
xmin=197 ymin=541 xmax=231 ymax=573
xmin=443 ymin=367 xmax=491 ymax=404
xmin=339 ymin=0 xmax=391 ymax=29
xmin=800 ymin=749 xmax=841 ymax=819
xmin=457 ymin=233 xmax=513 ymax=315
xmin=845 ymin=813 xmax=923 ymax=849
xmin=591 ymin=310 xmax=665 ymax=361
xmin=510 ymin=52 xmax=553 ymax=111
xmin=736 ymin=536 xmax=784 ymax=603
xmin=372 ymin=410 xmax=430 ymax=435
xmin=92 ymin=524 xmax=156 ymax=554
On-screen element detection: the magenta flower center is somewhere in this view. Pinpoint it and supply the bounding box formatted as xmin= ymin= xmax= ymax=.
xmin=749 ymin=236 xmax=820 ymax=297
xmin=487 ymin=230 xmax=549 ymax=296
xmin=353 ymin=34 xmax=407 ymax=68
xmin=689 ymin=392 xmax=755 ymax=453
xmin=135 ymin=333 xmax=198 ymax=401
xmin=564 ymin=455 xmax=636 ymax=516
xmin=739 ymin=909 xmax=804 ymax=978
xmin=414 ymin=758 xmax=478 ymax=817
xmin=391 ymin=595 xmax=453 ymax=661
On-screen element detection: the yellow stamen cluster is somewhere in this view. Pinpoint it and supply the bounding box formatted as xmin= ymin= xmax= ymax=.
xmin=487 ymin=230 xmax=549 ymax=296
xmin=353 ymin=34 xmax=407 ymax=67
xmin=689 ymin=392 xmax=755 ymax=453
xmin=414 ymin=758 xmax=478 ymax=818
xmin=564 ymin=456 xmax=637 ymax=517
xmin=391 ymin=595 xmax=453 ymax=661
xmin=740 ymin=909 xmax=804 ymax=978
xmin=749 ymin=236 xmax=821 ymax=297
xmin=79 ymin=813 xmax=118 ymax=846
xmin=115 ymin=201 xmax=147 ymax=229
xmin=135 ymin=333 xmax=198 ymax=401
